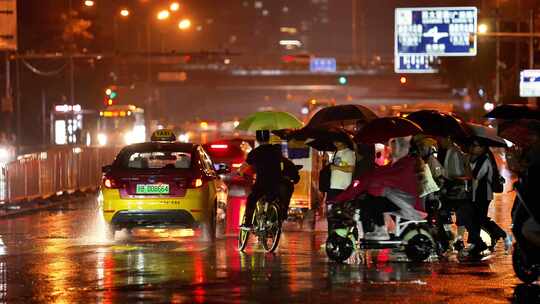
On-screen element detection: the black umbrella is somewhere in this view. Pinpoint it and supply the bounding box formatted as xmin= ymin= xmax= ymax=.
xmin=273 ymin=128 xmax=353 ymax=151
xmin=467 ymin=123 xmax=508 ymax=148
xmin=485 ymin=104 xmax=540 ymax=120
xmin=306 ymin=104 xmax=377 ymax=129
xmin=304 ymin=130 xmax=354 ymax=151
xmin=406 ymin=110 xmax=471 ymax=140
xmin=272 ymin=128 xmax=297 ymax=140
xmin=273 ymin=127 xmax=327 ymax=141
xmin=498 ymin=119 xmax=540 ymax=147
xmin=355 ymin=117 xmax=423 ymax=144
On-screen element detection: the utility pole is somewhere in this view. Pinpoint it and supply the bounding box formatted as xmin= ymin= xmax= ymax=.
xmin=146 ymin=22 xmax=153 ymax=125
xmin=515 ymin=0 xmax=521 ymax=91
xmin=4 ymin=53 xmax=11 ymax=112
xmin=529 ymin=10 xmax=534 ymax=69
xmin=0 ymin=0 xmax=16 ymax=137
xmin=68 ymin=0 xmax=76 ymax=145
xmin=360 ymin=9 xmax=367 ymax=66
xmin=495 ymin=0 xmax=501 ymax=104
xmin=15 ymin=56 xmax=20 ymax=153
xmin=69 ymin=56 xmax=75 ymax=142
xmin=529 ymin=10 xmax=535 ymax=105
xmin=352 ymin=0 xmax=358 ymax=64
xmin=41 ymin=90 xmax=47 ymax=147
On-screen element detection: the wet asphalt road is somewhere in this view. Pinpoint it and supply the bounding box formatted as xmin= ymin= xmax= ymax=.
xmin=0 ymin=192 xmax=537 ymax=304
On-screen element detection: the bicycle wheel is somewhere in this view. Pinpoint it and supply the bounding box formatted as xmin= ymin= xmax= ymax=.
xmin=238 ymin=212 xmax=256 ymax=251
xmin=262 ymin=203 xmax=282 ymax=253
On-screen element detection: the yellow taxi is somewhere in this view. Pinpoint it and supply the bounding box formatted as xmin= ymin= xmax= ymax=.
xmin=98 ymin=129 xmax=229 ymax=239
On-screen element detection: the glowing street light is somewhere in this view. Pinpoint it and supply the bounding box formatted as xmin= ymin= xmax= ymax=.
xmin=478 ymin=23 xmax=488 ymax=34
xmin=170 ymin=2 xmax=180 ymax=11
xmin=483 ymin=102 xmax=495 ymax=112
xmin=120 ymin=9 xmax=130 ymax=17
xmin=400 ymin=76 xmax=407 ymax=84
xmin=178 ymin=19 xmax=192 ymax=30
xmin=157 ymin=10 xmax=170 ymax=20
xmin=84 ymin=0 xmax=95 ymax=7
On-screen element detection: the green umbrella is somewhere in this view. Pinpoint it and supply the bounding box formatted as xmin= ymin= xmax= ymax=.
xmin=236 ymin=111 xmax=303 ymax=131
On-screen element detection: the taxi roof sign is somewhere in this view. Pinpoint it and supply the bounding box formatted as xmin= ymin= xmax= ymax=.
xmin=151 ymin=129 xmax=177 ymax=142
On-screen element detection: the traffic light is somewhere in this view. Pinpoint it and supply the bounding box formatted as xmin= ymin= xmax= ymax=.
xmin=104 ymin=86 xmax=118 ymax=106
xmin=338 ymin=76 xmax=348 ymax=85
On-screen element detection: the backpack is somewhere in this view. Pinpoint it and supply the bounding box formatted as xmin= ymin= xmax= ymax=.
xmin=318 ymin=164 xmax=332 ymax=193
xmin=281 ymin=158 xmax=301 ymax=184
xmin=472 ymin=154 xmax=505 ymax=194
xmin=488 ymin=154 xmax=505 ymax=193
xmin=352 ymin=144 xmax=375 ymax=179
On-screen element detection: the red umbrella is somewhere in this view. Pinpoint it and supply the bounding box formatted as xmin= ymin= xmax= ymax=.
xmin=355 ymin=117 xmax=423 ymax=144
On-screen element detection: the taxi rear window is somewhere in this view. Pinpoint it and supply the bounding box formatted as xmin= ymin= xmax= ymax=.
xmin=120 ymin=151 xmax=192 ymax=169
xmin=205 ymin=144 xmax=243 ymax=158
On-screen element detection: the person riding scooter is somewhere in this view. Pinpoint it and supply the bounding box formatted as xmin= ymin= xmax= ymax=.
xmin=334 ymin=136 xmax=425 ymax=240
xmin=511 ymin=122 xmax=540 ymax=282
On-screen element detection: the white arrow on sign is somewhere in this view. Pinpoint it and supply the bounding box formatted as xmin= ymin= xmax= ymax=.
xmin=423 ymin=26 xmax=449 ymax=43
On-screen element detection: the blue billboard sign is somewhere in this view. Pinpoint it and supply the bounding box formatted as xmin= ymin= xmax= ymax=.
xmin=520 ymin=70 xmax=540 ymax=97
xmin=309 ymin=57 xmax=337 ymax=73
xmin=395 ymin=7 xmax=477 ymax=57
xmin=395 ymin=54 xmax=438 ymax=73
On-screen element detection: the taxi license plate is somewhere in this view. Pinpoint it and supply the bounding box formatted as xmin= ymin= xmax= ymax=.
xmin=136 ymin=184 xmax=170 ymax=194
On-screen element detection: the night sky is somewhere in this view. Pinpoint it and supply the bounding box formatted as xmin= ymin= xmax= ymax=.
xmin=16 ymin=0 xmax=479 ymax=59
xmin=4 ymin=0 xmax=516 ymax=146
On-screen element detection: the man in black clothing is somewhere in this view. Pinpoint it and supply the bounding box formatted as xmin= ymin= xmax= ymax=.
xmin=240 ymin=130 xmax=298 ymax=228
xmin=515 ymin=124 xmax=540 ymax=250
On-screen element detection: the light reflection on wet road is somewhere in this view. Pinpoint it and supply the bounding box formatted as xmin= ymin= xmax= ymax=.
xmin=0 ymin=192 xmax=535 ymax=304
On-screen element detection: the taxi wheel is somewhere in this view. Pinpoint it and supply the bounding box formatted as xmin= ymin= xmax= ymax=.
xmin=105 ymin=224 xmax=116 ymax=240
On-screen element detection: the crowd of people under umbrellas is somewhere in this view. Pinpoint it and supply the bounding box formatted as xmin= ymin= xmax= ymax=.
xmin=280 ymin=105 xmax=540 ymax=260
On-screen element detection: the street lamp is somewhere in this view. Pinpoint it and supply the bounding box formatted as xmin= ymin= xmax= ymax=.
xmin=178 ymin=19 xmax=191 ymax=31
xmin=170 ymin=2 xmax=180 ymax=12
xmin=84 ymin=0 xmax=95 ymax=7
xmin=400 ymin=76 xmax=407 ymax=84
xmin=478 ymin=23 xmax=488 ymax=35
xmin=475 ymin=12 xmax=539 ymax=105
xmin=157 ymin=10 xmax=170 ymax=20
xmin=120 ymin=9 xmax=130 ymax=17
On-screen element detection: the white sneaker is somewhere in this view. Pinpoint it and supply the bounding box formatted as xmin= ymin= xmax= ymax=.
xmin=365 ymin=225 xmax=390 ymax=241
xmin=504 ymin=235 xmax=513 ymax=254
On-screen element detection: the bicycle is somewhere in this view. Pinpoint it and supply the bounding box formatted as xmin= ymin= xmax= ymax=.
xmin=238 ymin=195 xmax=282 ymax=253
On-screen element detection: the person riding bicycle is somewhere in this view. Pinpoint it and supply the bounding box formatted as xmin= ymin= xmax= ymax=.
xmin=239 ymin=130 xmax=299 ymax=229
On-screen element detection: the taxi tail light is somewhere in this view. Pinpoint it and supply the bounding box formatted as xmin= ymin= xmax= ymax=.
xmin=232 ymin=157 xmax=244 ymax=169
xmin=210 ymin=144 xmax=228 ymax=150
xmin=103 ymin=176 xmax=121 ymax=189
xmin=189 ymin=178 xmax=204 ymax=188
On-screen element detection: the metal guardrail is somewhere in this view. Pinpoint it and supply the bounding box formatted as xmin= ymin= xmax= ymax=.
xmin=0 ymin=146 xmax=118 ymax=203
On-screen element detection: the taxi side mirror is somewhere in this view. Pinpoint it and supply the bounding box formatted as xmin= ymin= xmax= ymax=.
xmin=215 ymin=163 xmax=231 ymax=175
xmin=102 ymin=165 xmax=112 ymax=173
